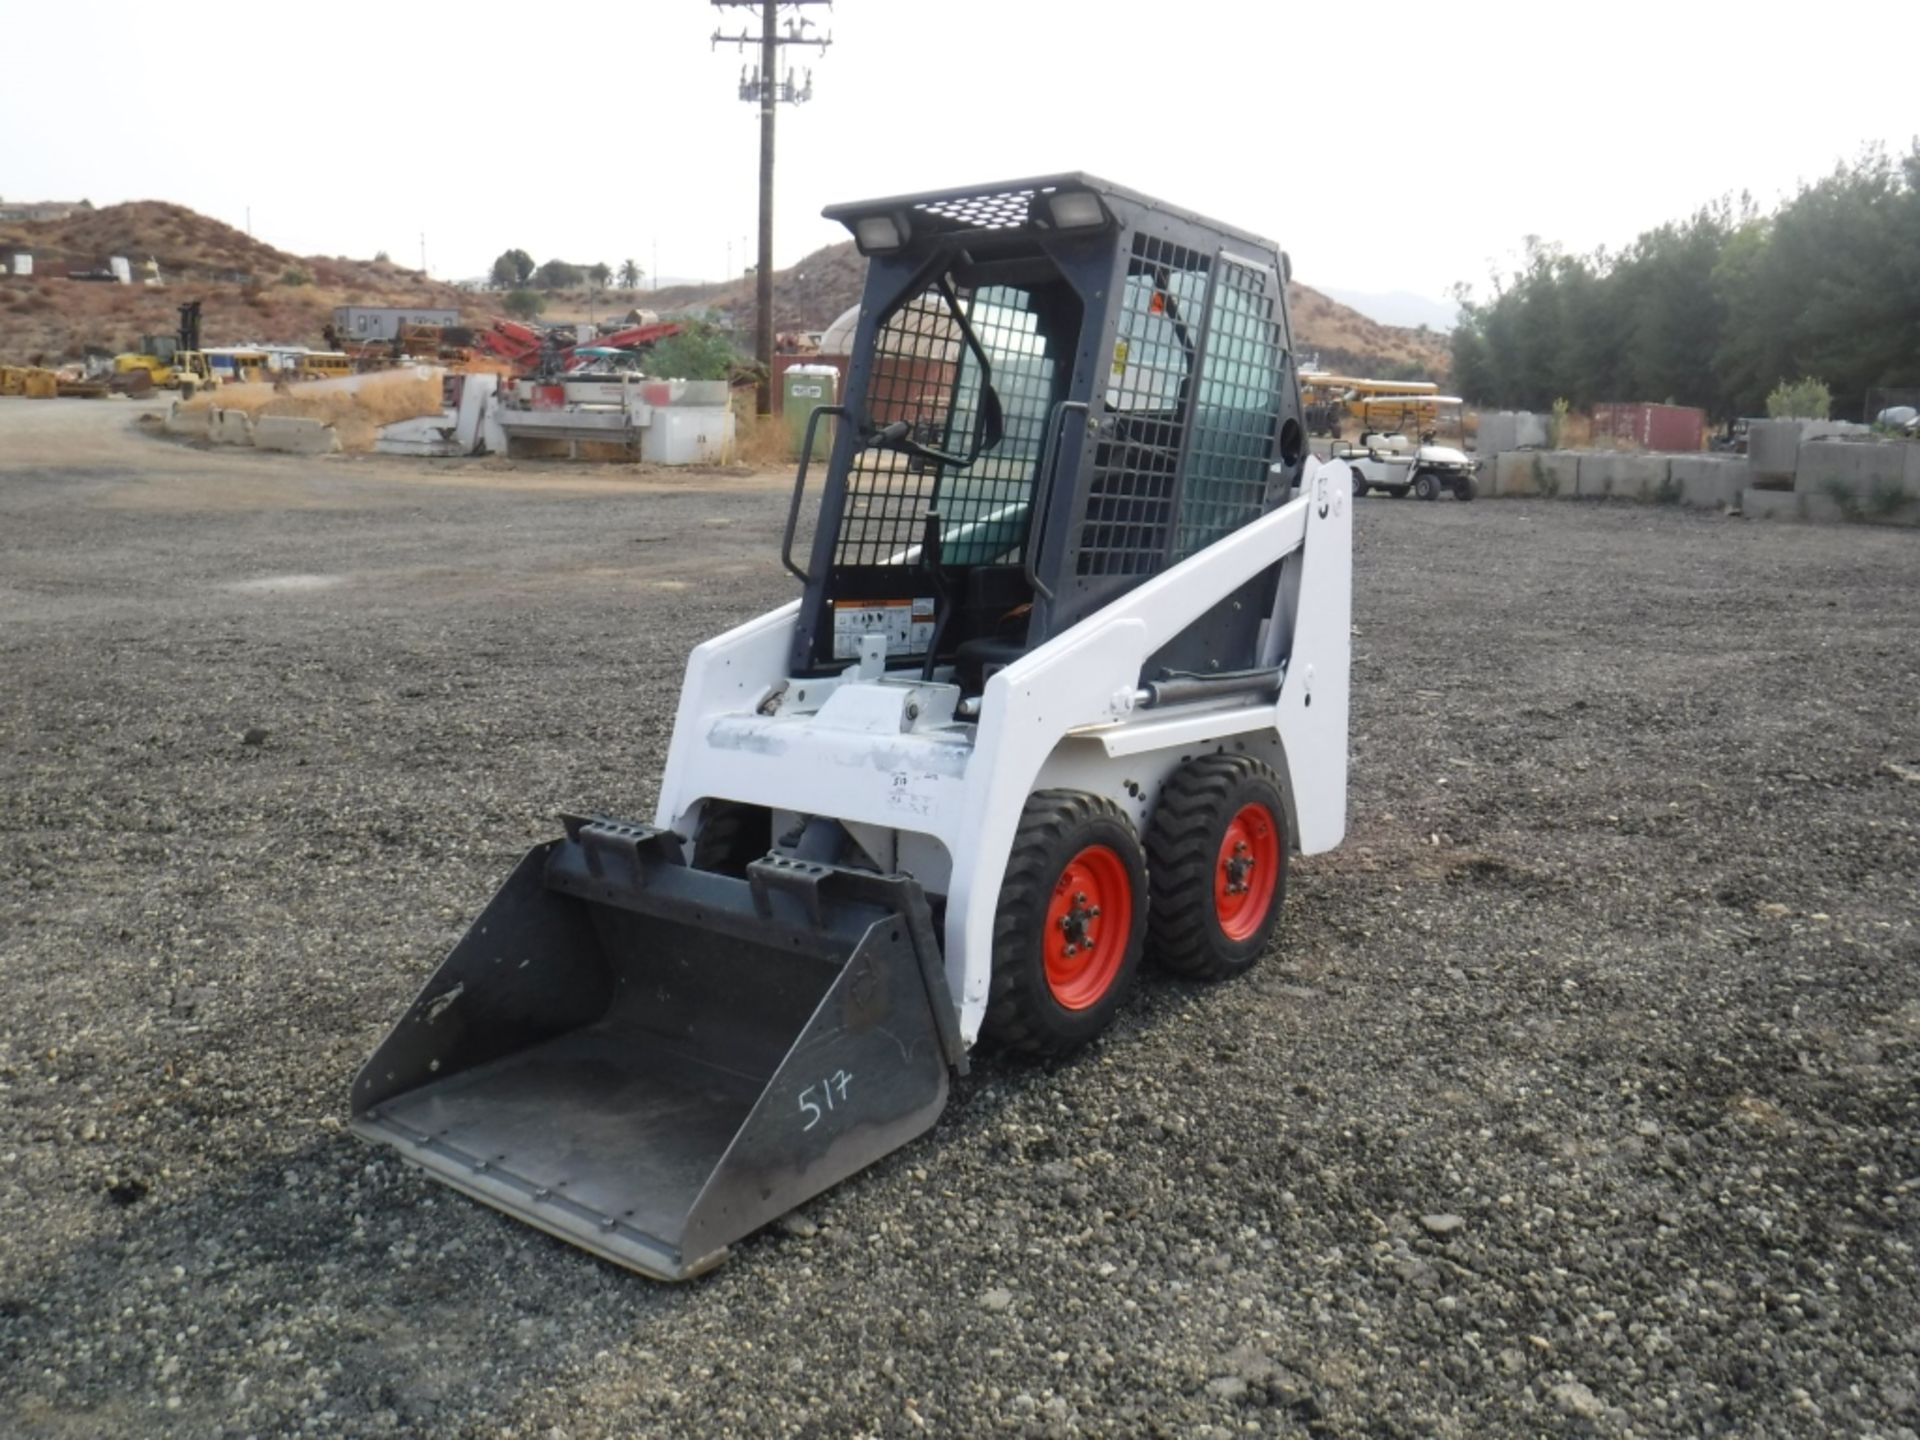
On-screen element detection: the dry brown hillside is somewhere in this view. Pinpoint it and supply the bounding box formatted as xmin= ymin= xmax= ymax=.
xmin=1287 ymin=283 xmax=1451 ymax=381
xmin=645 ymin=239 xmax=1449 ymax=381
xmin=1 ymin=203 xmax=1450 ymax=380
xmin=0 ymin=201 xmax=471 ymax=363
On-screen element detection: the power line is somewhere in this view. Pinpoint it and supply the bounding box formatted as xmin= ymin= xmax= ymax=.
xmin=712 ymin=0 xmax=832 ymax=416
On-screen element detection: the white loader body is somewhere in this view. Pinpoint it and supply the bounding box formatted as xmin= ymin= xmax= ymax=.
xmin=354 ymin=175 xmax=1356 ymax=1282
xmin=658 ymin=456 xmax=1352 ymax=1045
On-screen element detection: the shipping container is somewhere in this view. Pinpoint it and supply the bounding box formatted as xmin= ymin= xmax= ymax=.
xmin=1591 ymin=402 xmax=1705 ymax=453
xmin=330 ymin=306 xmax=460 ymax=343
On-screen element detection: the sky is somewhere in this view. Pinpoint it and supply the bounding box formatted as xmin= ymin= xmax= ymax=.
xmin=1 ymin=0 xmax=1913 ymax=316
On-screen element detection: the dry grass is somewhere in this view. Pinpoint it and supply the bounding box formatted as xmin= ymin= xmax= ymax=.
xmin=733 ymin=407 xmax=798 ymax=468
xmin=184 ymin=371 xmax=443 ymax=452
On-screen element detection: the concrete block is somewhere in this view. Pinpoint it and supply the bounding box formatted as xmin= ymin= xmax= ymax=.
xmin=1537 ymin=450 xmax=1580 ymax=497
xmin=253 ymin=415 xmax=341 ymax=455
xmin=1803 ymin=418 xmax=1870 ymax=442
xmin=1742 ymin=488 xmax=1845 ymax=523
xmin=1746 ymin=419 xmax=1803 ymax=482
xmin=1745 ymin=483 xmax=1920 ymax=526
xmin=209 ymin=407 xmax=254 ymax=446
xmin=1474 ymin=411 xmax=1551 ymax=459
xmin=1577 ymin=452 xmax=1670 ymax=500
xmin=1490 ymin=449 xmax=1578 ymax=497
xmin=164 ymin=401 xmax=211 ymax=439
xmin=1793 ymin=440 xmax=1907 ymax=497
xmin=480 ymin=397 xmax=508 ymax=457
xmin=452 ymin=372 xmax=499 ymax=454
xmin=1669 ymin=455 xmax=1745 ymax=509
xmin=1491 ymin=450 xmax=1535 ymax=496
xmin=374 ymin=412 xmax=462 ymax=457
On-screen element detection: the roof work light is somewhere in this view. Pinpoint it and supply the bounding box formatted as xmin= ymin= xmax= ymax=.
xmin=851 ymin=213 xmax=908 ymax=255
xmin=1040 ymin=189 xmax=1109 ymax=230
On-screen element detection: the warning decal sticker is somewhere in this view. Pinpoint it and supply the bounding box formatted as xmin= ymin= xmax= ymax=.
xmin=830 ymin=597 xmax=936 ymax=659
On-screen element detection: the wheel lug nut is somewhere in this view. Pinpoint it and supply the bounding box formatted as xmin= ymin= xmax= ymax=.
xmin=1088 ymin=906 xmax=1101 ymax=918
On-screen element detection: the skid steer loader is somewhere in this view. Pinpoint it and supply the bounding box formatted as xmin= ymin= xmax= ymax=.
xmin=353 ymin=175 xmax=1351 ymax=1280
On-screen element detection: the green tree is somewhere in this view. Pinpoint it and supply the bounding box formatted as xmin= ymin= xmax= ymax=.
xmin=1449 ymin=143 xmax=1920 ymax=421
xmin=588 ymin=262 xmax=612 ymax=289
xmin=534 ymin=258 xmax=583 ymax=291
xmin=503 ymin=288 xmax=546 ymax=321
xmin=619 ymin=258 xmax=642 ymax=289
xmin=491 ymin=248 xmax=535 ymax=288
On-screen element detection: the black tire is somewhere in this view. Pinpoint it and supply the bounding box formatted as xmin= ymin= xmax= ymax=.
xmin=690 ymin=799 xmax=771 ymax=877
xmin=1145 ymin=756 xmax=1288 ymax=981
xmin=1349 ymin=464 xmax=1368 ymax=498
xmin=1454 ymin=474 xmax=1477 ymax=502
xmin=984 ymin=789 xmax=1149 ymax=1055
xmin=1414 ymin=471 xmax=1440 ymax=501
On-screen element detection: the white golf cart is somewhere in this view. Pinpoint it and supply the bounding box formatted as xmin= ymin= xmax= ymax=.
xmin=1331 ymin=395 xmax=1478 ymax=501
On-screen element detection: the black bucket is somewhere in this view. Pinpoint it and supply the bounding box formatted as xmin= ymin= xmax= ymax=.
xmin=351 ymin=817 xmax=959 ymax=1279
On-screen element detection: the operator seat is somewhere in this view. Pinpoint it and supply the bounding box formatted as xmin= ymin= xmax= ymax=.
xmin=954 ymin=635 xmax=1026 ymax=693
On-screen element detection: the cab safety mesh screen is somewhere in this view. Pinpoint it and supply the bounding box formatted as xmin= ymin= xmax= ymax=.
xmin=1176 ymin=255 xmax=1286 ymax=557
xmin=1077 ymin=236 xmax=1211 ymax=577
xmin=834 ymin=284 xmax=1058 ymax=569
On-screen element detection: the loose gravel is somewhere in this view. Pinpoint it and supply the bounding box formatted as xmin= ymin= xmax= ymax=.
xmin=1 ymin=407 xmax=1916 ymax=1438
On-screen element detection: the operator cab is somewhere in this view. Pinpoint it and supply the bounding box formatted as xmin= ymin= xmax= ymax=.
xmin=787 ymin=175 xmax=1308 ymax=699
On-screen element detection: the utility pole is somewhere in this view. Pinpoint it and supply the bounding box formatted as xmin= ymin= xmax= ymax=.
xmin=712 ymin=0 xmax=831 ymax=414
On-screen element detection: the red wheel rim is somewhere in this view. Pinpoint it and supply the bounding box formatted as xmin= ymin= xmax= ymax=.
xmin=1214 ymin=803 xmax=1280 ymax=942
xmin=1042 ymin=844 xmax=1132 ymax=1010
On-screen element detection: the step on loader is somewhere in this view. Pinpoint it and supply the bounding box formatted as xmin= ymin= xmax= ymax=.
xmin=353 ymin=175 xmax=1351 ymax=1279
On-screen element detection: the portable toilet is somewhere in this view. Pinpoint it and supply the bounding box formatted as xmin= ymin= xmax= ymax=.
xmin=782 ymin=364 xmax=839 ymax=460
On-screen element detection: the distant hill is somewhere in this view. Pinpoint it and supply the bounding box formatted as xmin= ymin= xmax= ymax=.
xmin=1318 ymin=287 xmax=1460 ymax=333
xmin=0 ymin=202 xmax=1452 ymax=382
xmin=643 ymin=239 xmax=1450 ymax=381
xmin=0 ymin=201 xmax=471 ymax=363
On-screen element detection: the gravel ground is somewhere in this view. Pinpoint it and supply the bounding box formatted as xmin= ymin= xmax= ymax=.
xmin=1 ymin=402 xmax=1916 ymax=1439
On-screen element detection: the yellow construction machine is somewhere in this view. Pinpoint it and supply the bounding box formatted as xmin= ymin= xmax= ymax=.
xmin=112 ymin=301 xmax=220 ymax=397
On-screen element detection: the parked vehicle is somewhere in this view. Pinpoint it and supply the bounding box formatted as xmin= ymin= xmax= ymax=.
xmin=1299 ymin=372 xmax=1439 ymax=437
xmin=1333 ymin=396 xmax=1477 ymax=501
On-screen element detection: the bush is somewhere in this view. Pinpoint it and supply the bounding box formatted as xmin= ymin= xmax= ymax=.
xmin=503 ymin=289 xmax=545 ymax=321
xmin=643 ymin=322 xmax=740 ymax=381
xmin=279 ymin=267 xmax=313 ymax=287
xmin=1765 ymin=376 xmax=1831 ymax=420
